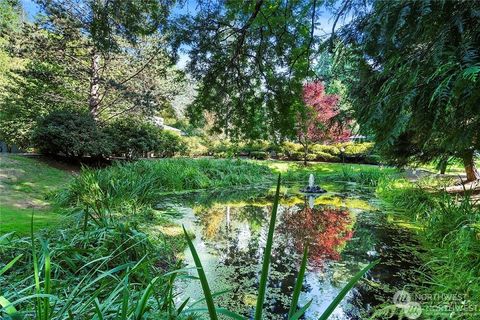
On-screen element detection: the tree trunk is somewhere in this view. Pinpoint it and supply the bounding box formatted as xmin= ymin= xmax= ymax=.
xmin=89 ymin=51 xmax=101 ymax=119
xmin=463 ymin=150 xmax=479 ymax=182
xmin=303 ymin=143 xmax=308 ymax=166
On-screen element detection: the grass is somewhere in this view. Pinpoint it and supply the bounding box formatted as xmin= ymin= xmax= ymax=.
xmin=0 ymin=207 xmax=62 ymax=235
xmin=59 ymin=158 xmax=273 ymax=214
xmin=0 ymin=154 xmax=73 ymax=235
xmin=0 ymin=221 xmax=195 ymax=320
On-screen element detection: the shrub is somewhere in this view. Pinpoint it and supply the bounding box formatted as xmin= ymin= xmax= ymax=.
xmin=338 ymin=142 xmax=375 ymax=156
xmin=311 ymin=144 xmax=340 ymax=155
xmin=105 ymin=117 xmax=160 ymax=159
xmin=290 ymin=151 xmax=304 ymax=161
xmin=209 ymin=140 xmax=237 ymax=157
xmin=155 ymin=130 xmax=187 ymax=158
xmin=281 ymin=141 xmax=303 ymax=157
xmin=315 ymin=151 xmax=340 ymax=162
xmin=240 ymin=140 xmax=273 ymax=154
xmin=32 ymin=109 xmax=111 ymax=158
xmin=182 ymin=136 xmax=209 ymax=157
xmin=251 ymin=151 xmax=269 ymax=160
xmin=105 ymin=118 xmax=186 ymax=159
xmin=305 ymin=153 xmax=317 ymax=161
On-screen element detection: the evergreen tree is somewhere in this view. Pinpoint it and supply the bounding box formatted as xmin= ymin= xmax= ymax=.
xmin=34 ymin=0 xmax=179 ymax=119
xmin=337 ymin=0 xmax=480 ymax=180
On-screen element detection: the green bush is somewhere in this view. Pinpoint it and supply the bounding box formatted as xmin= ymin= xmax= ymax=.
xmin=210 ymin=140 xmax=237 ymax=157
xmin=32 ymin=109 xmax=111 ymax=158
xmin=105 ymin=118 xmax=186 ymax=159
xmin=155 ymin=130 xmax=187 ymax=158
xmin=311 ymin=144 xmax=340 ymax=155
xmin=315 ymin=151 xmax=340 ymax=162
xmin=290 ymin=151 xmax=304 ymax=161
xmin=338 ymin=142 xmax=375 ymax=156
xmin=305 ymin=153 xmax=317 ymax=161
xmin=281 ymin=141 xmax=303 ymax=157
xmin=239 ymin=140 xmax=272 ymax=154
xmin=105 ymin=117 xmax=160 ymax=159
xmin=182 ymin=136 xmax=209 ymax=157
xmin=251 ymin=151 xmax=269 ymax=160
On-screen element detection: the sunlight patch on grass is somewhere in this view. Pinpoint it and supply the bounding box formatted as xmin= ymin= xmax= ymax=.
xmin=0 ymin=154 xmax=72 ymax=234
xmin=0 ymin=206 xmax=63 ymax=235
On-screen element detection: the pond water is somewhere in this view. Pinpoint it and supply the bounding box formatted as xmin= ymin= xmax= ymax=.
xmin=157 ymin=182 xmax=421 ymax=319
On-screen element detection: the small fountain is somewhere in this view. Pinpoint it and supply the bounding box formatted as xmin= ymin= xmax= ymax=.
xmin=301 ymin=174 xmax=327 ymax=194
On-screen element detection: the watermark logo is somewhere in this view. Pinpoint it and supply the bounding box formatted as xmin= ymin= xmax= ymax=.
xmin=393 ymin=290 xmax=411 ymax=308
xmin=404 ymin=302 xmax=422 ymax=319
xmin=390 ymin=290 xmax=479 ymax=319
xmin=392 ymin=290 xmax=422 ymax=319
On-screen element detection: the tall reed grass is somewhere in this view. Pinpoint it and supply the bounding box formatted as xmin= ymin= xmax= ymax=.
xmin=58 ymin=159 xmax=273 ymax=216
xmin=0 ymin=215 xmax=194 ymax=319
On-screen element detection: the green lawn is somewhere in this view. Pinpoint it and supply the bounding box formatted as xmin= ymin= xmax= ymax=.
xmin=0 ymin=154 xmax=73 ymax=235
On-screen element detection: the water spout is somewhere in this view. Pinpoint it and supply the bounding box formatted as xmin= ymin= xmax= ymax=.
xmin=309 ymin=174 xmax=315 ymax=188
xmin=308 ymin=195 xmax=315 ymax=209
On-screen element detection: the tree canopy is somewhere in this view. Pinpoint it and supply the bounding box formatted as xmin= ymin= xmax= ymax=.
xmin=176 ymin=0 xmax=323 ymax=141
xmin=336 ymin=0 xmax=480 ymax=180
xmin=0 ymin=0 xmax=185 ymax=147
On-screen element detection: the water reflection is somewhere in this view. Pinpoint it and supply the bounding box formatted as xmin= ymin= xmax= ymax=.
xmin=277 ymin=204 xmax=354 ymax=267
xmin=168 ymin=185 xmax=420 ymax=319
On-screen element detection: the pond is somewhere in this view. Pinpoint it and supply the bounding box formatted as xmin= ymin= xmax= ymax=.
xmin=157 ymin=181 xmax=421 ymax=319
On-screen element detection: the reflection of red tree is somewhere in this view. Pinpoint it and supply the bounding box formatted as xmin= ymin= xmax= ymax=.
xmin=279 ymin=206 xmax=354 ymax=266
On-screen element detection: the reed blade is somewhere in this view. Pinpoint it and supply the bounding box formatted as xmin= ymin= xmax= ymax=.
xmin=318 ymin=259 xmax=380 ymax=320
xmin=254 ymin=174 xmax=281 ymax=320
xmin=288 ymin=245 xmax=308 ymax=319
xmin=183 ymin=225 xmax=218 ymax=320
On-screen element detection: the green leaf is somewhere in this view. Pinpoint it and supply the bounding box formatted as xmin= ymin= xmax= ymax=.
xmin=462 ymin=65 xmax=480 ymax=81
xmin=41 ymin=240 xmax=51 ymax=320
xmin=318 ymin=259 xmax=380 ymax=320
xmin=254 ymin=174 xmax=281 ymax=320
xmin=289 ymin=299 xmax=312 ymax=320
xmin=93 ymin=298 xmax=104 ymax=320
xmin=288 ymin=245 xmax=308 ymax=319
xmin=183 ymin=226 xmax=218 ymax=320
xmin=176 ymin=298 xmax=190 ymax=314
xmin=0 ymin=296 xmax=17 ymax=315
xmin=134 ymin=276 xmax=159 ymax=320
xmin=0 ymin=254 xmax=23 ymax=276
xmin=30 ymin=213 xmax=42 ymax=318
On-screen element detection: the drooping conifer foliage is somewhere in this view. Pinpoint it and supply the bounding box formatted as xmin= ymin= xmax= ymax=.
xmin=337 ymin=0 xmax=480 ymax=180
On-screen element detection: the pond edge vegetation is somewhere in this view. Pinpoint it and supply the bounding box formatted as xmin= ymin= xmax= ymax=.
xmin=1 ymin=157 xmax=479 ymax=319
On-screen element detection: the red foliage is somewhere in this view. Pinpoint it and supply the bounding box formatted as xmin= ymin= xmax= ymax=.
xmin=299 ymin=81 xmax=350 ymax=144
xmin=278 ymin=205 xmax=354 ymax=267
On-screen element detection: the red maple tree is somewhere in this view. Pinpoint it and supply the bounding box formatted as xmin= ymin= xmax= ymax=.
xmin=297 ymin=81 xmax=350 ymax=163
